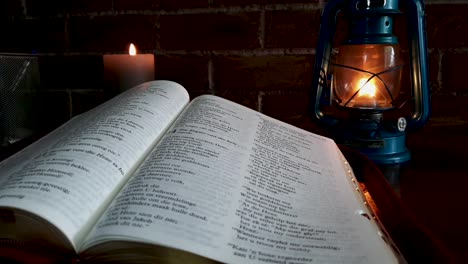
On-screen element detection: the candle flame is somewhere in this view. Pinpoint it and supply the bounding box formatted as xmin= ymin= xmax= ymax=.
xmin=129 ymin=43 xmax=137 ymax=56
xmin=357 ymin=78 xmax=376 ymax=98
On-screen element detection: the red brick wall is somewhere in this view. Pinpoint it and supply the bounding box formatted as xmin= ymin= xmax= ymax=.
xmin=0 ymin=0 xmax=467 ymax=131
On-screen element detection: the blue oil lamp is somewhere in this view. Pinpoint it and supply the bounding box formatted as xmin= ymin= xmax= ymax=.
xmin=310 ymin=0 xmax=431 ymax=179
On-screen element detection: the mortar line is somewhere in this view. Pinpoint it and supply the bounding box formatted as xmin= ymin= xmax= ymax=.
xmin=208 ymin=54 xmax=215 ymax=94
xmin=259 ymin=10 xmax=265 ymax=49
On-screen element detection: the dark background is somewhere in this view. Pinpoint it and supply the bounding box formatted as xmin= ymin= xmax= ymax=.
xmin=1 ymin=0 xmax=467 ymax=262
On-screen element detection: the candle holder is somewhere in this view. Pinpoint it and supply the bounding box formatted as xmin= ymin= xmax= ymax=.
xmin=310 ymin=0 xmax=431 ymax=183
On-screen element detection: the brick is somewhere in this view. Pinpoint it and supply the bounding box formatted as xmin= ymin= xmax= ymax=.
xmin=428 ymin=50 xmax=440 ymax=94
xmin=0 ymin=0 xmax=24 ymax=16
xmin=261 ymin=92 xmax=309 ymax=119
xmin=0 ymin=18 xmax=67 ymax=53
xmin=426 ymin=4 xmax=468 ymax=48
xmin=114 ymin=0 xmax=207 ymax=11
xmin=38 ymin=55 xmax=104 ymax=90
xmin=71 ymin=90 xmax=112 ymax=116
xmin=159 ymin=13 xmax=260 ymax=50
xmin=114 ymin=0 xmax=162 ymax=11
xmin=211 ymin=0 xmax=320 ymax=6
xmin=265 ymin=10 xmax=321 ymax=48
xmin=31 ymin=91 xmax=71 ymax=131
xmin=68 ymin=15 xmax=156 ymax=52
xmin=441 ymin=50 xmax=468 ymax=95
xmin=159 ymin=0 xmax=208 ymax=9
xmin=431 ymin=95 xmax=468 ymax=123
xmin=67 ymin=0 xmax=112 ymax=15
xmin=25 ymin=0 xmax=67 ymax=16
xmin=212 ymin=55 xmax=313 ymax=91
xmin=154 ymin=55 xmax=209 ymax=93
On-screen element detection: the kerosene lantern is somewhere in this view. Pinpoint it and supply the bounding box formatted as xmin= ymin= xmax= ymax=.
xmin=310 ymin=0 xmax=431 ymax=182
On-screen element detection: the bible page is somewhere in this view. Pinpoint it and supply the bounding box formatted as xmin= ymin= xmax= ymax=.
xmin=81 ymin=95 xmax=398 ymax=264
xmin=0 ymin=80 xmax=189 ymax=250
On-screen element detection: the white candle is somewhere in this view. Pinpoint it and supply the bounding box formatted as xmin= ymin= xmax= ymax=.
xmin=104 ymin=44 xmax=155 ymax=92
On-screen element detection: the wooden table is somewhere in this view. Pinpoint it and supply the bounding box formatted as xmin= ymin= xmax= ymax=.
xmin=400 ymin=124 xmax=468 ymax=263
xmin=339 ymin=144 xmax=456 ymax=263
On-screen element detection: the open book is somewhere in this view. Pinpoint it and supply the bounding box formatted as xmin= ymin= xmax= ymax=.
xmin=0 ymin=81 xmax=404 ymax=263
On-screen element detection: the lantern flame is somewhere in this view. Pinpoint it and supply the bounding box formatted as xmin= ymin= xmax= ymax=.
xmin=129 ymin=43 xmax=137 ymax=56
xmin=357 ymin=78 xmax=376 ymax=98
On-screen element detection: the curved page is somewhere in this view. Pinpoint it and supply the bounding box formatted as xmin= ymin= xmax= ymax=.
xmin=82 ymin=95 xmax=398 ymax=264
xmin=0 ymin=80 xmax=190 ymax=250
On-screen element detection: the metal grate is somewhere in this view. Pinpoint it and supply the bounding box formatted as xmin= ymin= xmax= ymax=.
xmin=0 ymin=54 xmax=39 ymax=147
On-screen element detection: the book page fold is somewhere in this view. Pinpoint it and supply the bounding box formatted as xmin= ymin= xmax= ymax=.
xmin=82 ymin=95 xmax=399 ymax=264
xmin=0 ymin=80 xmax=190 ymax=250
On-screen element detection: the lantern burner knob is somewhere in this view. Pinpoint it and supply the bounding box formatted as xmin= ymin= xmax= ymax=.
xmin=397 ymin=117 xmax=407 ymax=132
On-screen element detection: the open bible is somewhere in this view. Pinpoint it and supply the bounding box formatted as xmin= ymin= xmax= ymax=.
xmin=0 ymin=81 xmax=405 ymax=263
